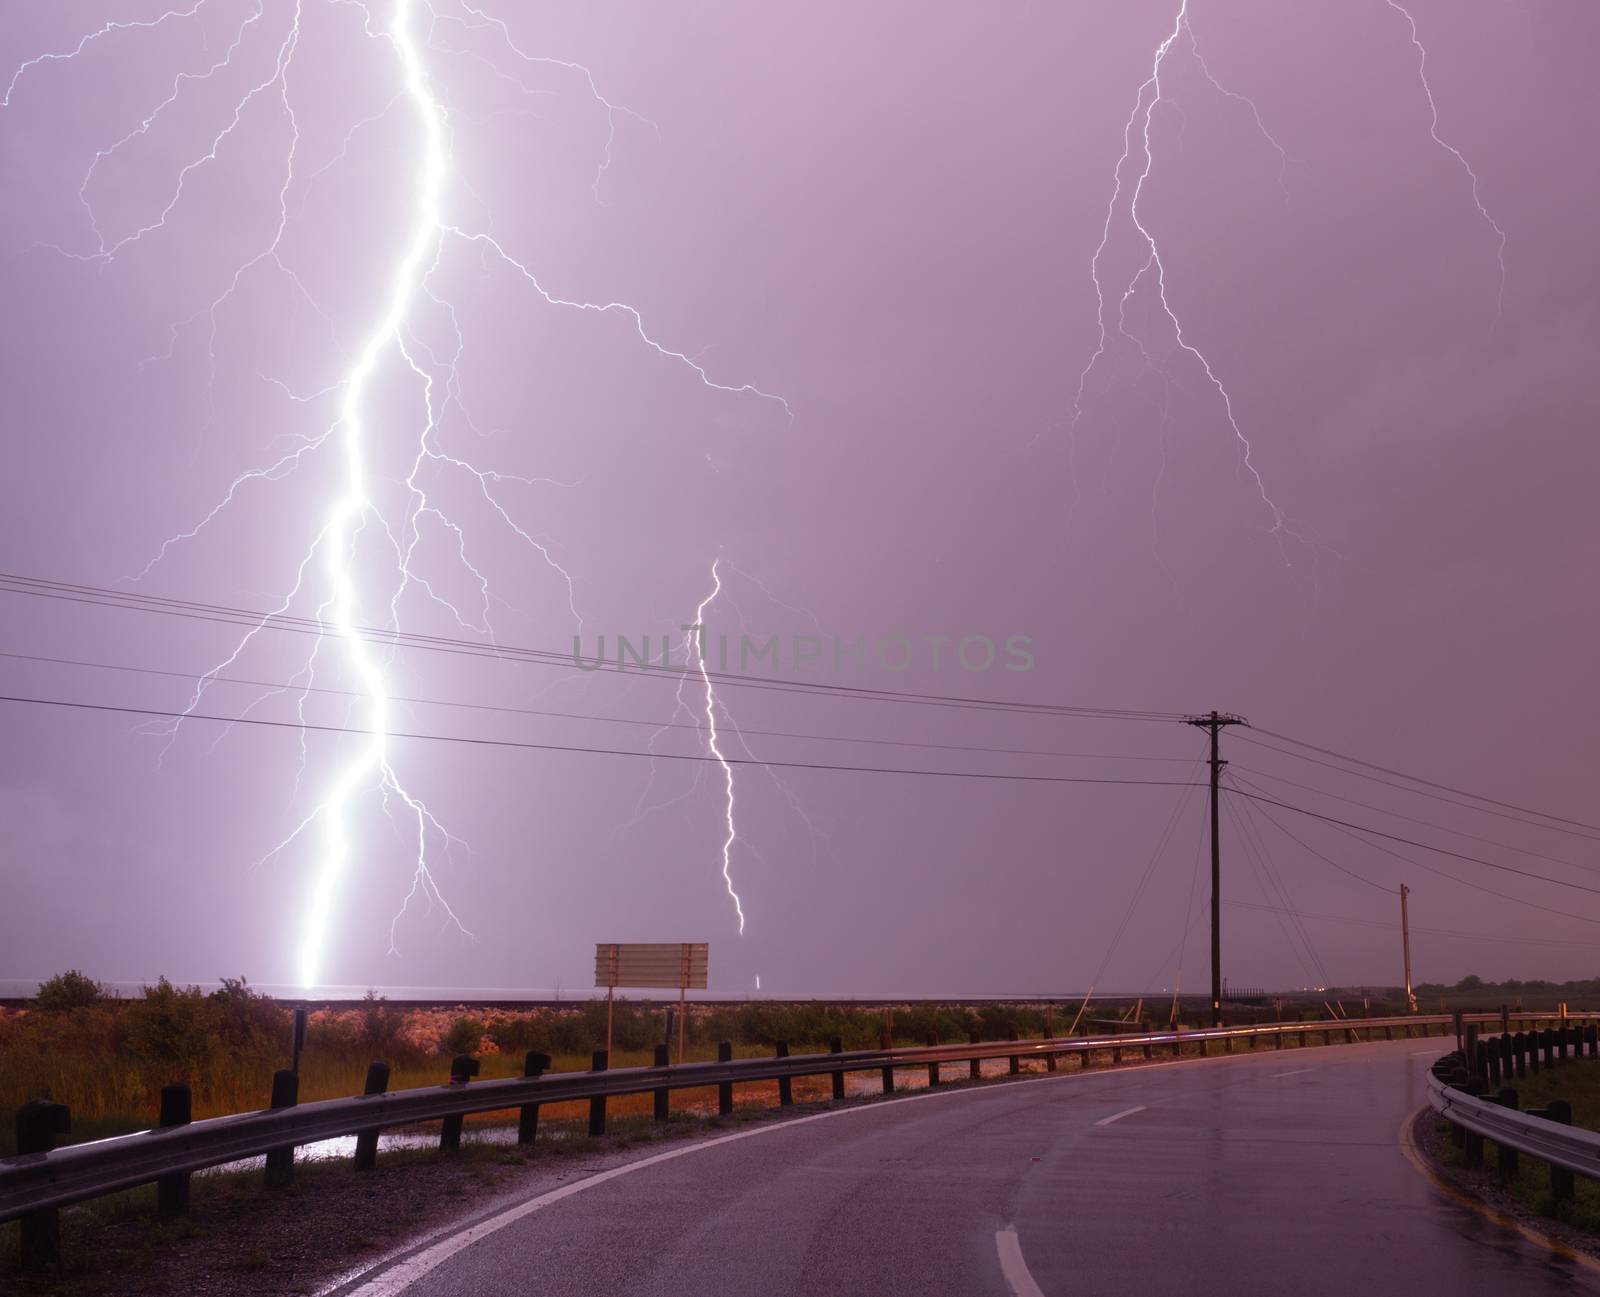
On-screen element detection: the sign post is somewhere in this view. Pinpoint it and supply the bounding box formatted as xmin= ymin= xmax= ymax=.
xmin=594 ymin=943 xmax=709 ymax=1063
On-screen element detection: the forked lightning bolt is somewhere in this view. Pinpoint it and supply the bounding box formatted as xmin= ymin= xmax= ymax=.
xmin=1074 ymin=0 xmax=1506 ymax=557
xmin=4 ymin=0 xmax=785 ymax=985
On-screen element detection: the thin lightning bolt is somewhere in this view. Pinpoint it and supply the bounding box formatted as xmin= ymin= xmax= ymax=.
xmin=689 ymin=559 xmax=744 ymax=933
xmin=7 ymin=0 xmax=786 ymax=986
xmin=1384 ymin=0 xmax=1507 ymax=319
xmin=1073 ymin=0 xmax=1291 ymax=552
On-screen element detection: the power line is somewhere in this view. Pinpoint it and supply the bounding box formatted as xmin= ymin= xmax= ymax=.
xmin=1245 ymin=725 xmax=1600 ymax=840
xmin=1231 ymin=762 xmax=1600 ymax=878
xmin=0 ymin=691 xmax=1210 ymax=790
xmin=1228 ymin=783 xmax=1396 ymax=895
xmin=1225 ymin=770 xmax=1600 ymax=927
xmin=1225 ymin=783 xmax=1600 ymax=898
xmin=0 ymin=649 xmax=1195 ymax=768
xmin=0 ymin=572 xmax=1188 ymax=723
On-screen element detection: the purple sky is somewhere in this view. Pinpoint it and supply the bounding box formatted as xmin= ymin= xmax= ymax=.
xmin=2 ymin=1 xmax=1598 ymax=997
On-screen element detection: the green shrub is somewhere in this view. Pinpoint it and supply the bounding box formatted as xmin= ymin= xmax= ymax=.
xmin=442 ymin=1016 xmax=487 ymax=1056
xmin=35 ymin=970 xmax=105 ymax=1014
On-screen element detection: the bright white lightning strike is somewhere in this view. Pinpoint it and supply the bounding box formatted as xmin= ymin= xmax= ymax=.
xmin=299 ymin=0 xmax=447 ymax=991
xmin=6 ymin=0 xmax=787 ymax=986
xmin=689 ymin=559 xmax=745 ymax=934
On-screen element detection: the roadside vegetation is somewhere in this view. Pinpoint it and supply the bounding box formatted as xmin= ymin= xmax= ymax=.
xmin=1 ymin=973 xmax=1104 ymax=1153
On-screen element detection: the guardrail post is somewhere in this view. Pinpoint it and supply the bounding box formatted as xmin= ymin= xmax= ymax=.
xmin=589 ymin=1050 xmax=609 ymax=1135
xmin=719 ymin=1042 xmax=736 ymax=1112
xmin=777 ymin=1042 xmax=794 ymax=1105
xmin=157 ymin=1083 xmax=192 ymax=1216
xmin=879 ymin=1032 xmax=895 ymax=1094
xmin=1543 ymin=1030 xmax=1555 ymax=1069
xmin=925 ymin=1033 xmax=940 ymax=1087
xmin=1559 ymin=1027 xmax=1570 ymax=1064
xmin=1513 ymin=1031 xmax=1527 ymax=1078
xmin=1501 ymin=1005 xmax=1511 ymax=1034
xmin=1548 ymin=1098 xmax=1575 ymax=1205
xmin=830 ymin=1036 xmax=846 ymax=1099
xmin=1463 ymin=1080 xmax=1486 ymax=1168
xmin=442 ymin=1055 xmax=481 ymax=1151
xmin=1145 ymin=1032 xmax=1155 ymax=1059
xmin=1487 ymin=1038 xmax=1502 ymax=1087
xmin=1464 ymin=1025 xmax=1479 ymax=1081
xmin=1453 ymin=1010 xmax=1464 ymax=1052
xmin=519 ymin=1051 xmax=550 ymax=1144
xmin=1274 ymin=1025 xmax=1283 ymax=1050
xmin=1589 ymin=1025 xmax=1598 ymax=1059
xmin=1493 ymin=1087 xmax=1520 ymax=1181
xmin=265 ymin=1069 xmax=298 ymax=1187
xmin=653 ymin=1045 xmax=671 ymax=1122
xmin=969 ymin=1030 xmax=982 ymax=1081
xmin=15 ymin=1099 xmax=70 ymax=1269
xmin=1528 ymin=1031 xmax=1540 ymax=1074
xmin=354 ymin=1061 xmax=391 ymax=1170
xmin=1008 ymin=1027 xmax=1021 ymax=1075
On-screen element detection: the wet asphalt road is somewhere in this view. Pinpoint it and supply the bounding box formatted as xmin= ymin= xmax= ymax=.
xmin=342 ymin=1038 xmax=1600 ymax=1296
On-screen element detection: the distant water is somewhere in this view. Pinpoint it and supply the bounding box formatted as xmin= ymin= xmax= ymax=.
xmin=0 ymin=978 xmax=1126 ymax=1004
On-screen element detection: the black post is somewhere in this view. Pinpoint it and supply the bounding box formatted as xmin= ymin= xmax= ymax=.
xmin=589 ymin=1049 xmax=609 ymax=1135
xmin=925 ymin=1032 xmax=940 ymax=1087
xmin=1494 ymin=1087 xmax=1520 ymax=1181
xmin=718 ymin=1041 xmax=735 ymax=1114
xmin=519 ymin=1051 xmax=550 ymax=1144
xmin=1548 ymin=1099 xmax=1575 ymax=1206
xmin=969 ymin=1029 xmax=982 ymax=1081
xmin=441 ymin=1055 xmax=480 ymax=1151
xmin=777 ymin=1041 xmax=793 ymax=1106
xmin=292 ymin=1006 xmax=308 ymax=1077
xmin=829 ymin=1036 xmax=846 ymax=1100
xmin=265 ymin=1069 xmax=298 ymax=1187
xmin=653 ymin=1044 xmax=671 ymax=1123
xmin=1008 ymin=1027 xmax=1021 ymax=1076
xmin=354 ymin=1061 xmax=391 ymax=1170
xmin=15 ymin=1100 xmax=70 ymax=1269
xmin=157 ymin=1083 xmax=192 ymax=1216
xmin=879 ymin=1030 xmax=895 ymax=1095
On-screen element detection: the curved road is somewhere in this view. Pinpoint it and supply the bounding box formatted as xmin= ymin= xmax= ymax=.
xmin=334 ymin=1038 xmax=1600 ymax=1295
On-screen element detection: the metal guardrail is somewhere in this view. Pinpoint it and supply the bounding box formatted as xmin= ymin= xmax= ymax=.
xmin=1 ymin=1008 xmax=1584 ymax=1228
xmin=1425 ymin=1021 xmax=1600 ymax=1205
xmin=1426 ymin=1067 xmax=1600 ymax=1180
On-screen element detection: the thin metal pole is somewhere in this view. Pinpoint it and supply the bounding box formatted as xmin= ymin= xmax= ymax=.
xmin=606 ymin=944 xmax=617 ymax=1063
xmin=1400 ymin=884 xmax=1417 ymax=1013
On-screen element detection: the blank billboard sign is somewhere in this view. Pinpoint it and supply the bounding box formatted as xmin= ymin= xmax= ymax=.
xmin=594 ymin=942 xmax=709 ymax=991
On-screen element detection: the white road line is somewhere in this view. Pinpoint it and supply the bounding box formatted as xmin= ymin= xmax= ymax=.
xmin=1093 ymin=1105 xmax=1146 ymax=1127
xmin=996 ymin=1228 xmax=1046 ymax=1297
xmin=1270 ymin=1068 xmax=1314 ymax=1078
xmin=1410 ymin=1049 xmax=1442 ymax=1057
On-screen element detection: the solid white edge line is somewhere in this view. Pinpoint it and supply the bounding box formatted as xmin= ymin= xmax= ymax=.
xmin=1270 ymin=1068 xmax=1314 ymax=1078
xmin=335 ymin=1037 xmax=1416 ymax=1296
xmin=996 ymin=1226 xmax=1047 ymax=1297
xmin=1092 ymin=1105 xmax=1146 ymax=1127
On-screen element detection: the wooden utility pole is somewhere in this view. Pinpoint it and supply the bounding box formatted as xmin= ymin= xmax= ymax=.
xmin=1185 ymin=711 xmax=1246 ymax=1027
xmin=1400 ymin=884 xmax=1417 ymax=1013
